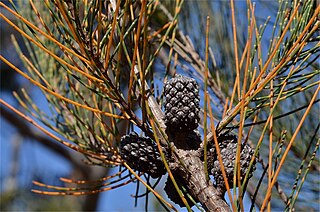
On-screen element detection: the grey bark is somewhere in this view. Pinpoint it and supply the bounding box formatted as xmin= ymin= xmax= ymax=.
xmin=170 ymin=148 xmax=231 ymax=211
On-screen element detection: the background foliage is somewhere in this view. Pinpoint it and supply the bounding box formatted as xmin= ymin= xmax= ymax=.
xmin=1 ymin=0 xmax=319 ymax=211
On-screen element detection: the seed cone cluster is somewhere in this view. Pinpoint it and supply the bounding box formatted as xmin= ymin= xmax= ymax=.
xmin=209 ymin=135 xmax=256 ymax=189
xmin=120 ymin=132 xmax=166 ymax=178
xmin=119 ymin=74 xmax=256 ymax=207
xmin=164 ymin=75 xmax=200 ymax=132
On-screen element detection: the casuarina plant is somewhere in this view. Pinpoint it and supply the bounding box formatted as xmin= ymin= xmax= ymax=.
xmin=1 ymin=0 xmax=319 ymax=211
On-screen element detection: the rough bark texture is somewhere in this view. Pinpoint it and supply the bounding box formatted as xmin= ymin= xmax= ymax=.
xmin=170 ymin=148 xmax=231 ymax=211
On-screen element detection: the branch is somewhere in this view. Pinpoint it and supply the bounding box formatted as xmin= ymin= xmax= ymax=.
xmin=171 ymin=148 xmax=231 ymax=211
xmin=1 ymin=104 xmax=104 ymax=211
xmin=0 ymin=105 xmax=88 ymax=176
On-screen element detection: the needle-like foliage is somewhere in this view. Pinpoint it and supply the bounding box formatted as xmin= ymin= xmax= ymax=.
xmin=1 ymin=0 xmax=319 ymax=211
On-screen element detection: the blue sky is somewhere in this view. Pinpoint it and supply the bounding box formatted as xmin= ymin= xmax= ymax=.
xmin=2 ymin=1 xmax=313 ymax=211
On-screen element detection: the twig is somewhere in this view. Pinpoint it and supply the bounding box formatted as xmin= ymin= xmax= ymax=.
xmin=1 ymin=106 xmax=86 ymax=171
